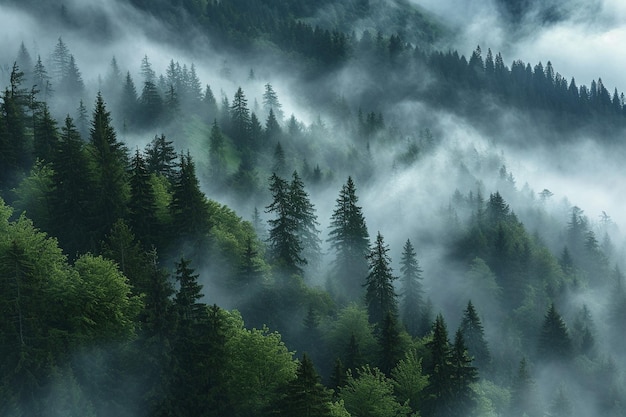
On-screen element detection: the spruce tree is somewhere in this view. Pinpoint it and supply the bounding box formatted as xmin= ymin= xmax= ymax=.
xmin=364 ymin=232 xmax=397 ymax=327
xmin=399 ymin=239 xmax=425 ymax=337
xmin=328 ymin=176 xmax=370 ymax=302
xmin=128 ymin=148 xmax=160 ymax=249
xmin=538 ymin=303 xmax=572 ymax=362
xmin=378 ymin=312 xmax=403 ymax=375
xmin=208 ymin=120 xmax=227 ymax=184
xmin=86 ymin=92 xmax=129 ymax=248
xmin=48 ymin=115 xmax=91 ymax=257
xmin=274 ymin=353 xmax=333 ymax=417
xmin=449 ymin=329 xmax=478 ymax=417
xmin=265 ymin=173 xmax=304 ymax=276
xmin=289 ymin=171 xmax=321 ymax=271
xmin=459 ymin=300 xmax=490 ymax=370
xmin=169 ymin=152 xmax=211 ymax=243
xmin=145 ymin=134 xmax=177 ymax=180
xmin=424 ymin=314 xmax=453 ymax=417
xmin=230 ymin=86 xmax=251 ymax=149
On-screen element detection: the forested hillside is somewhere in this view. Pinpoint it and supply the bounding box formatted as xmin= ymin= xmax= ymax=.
xmin=1 ymin=0 xmax=626 ymax=416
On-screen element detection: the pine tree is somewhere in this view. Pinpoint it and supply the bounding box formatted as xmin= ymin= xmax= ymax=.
xmin=272 ymin=141 xmax=287 ymax=176
xmin=538 ymin=303 xmax=572 ymax=362
xmin=328 ymin=176 xmax=370 ymax=301
xmin=289 ymin=171 xmax=321 ymax=272
xmin=378 ymin=312 xmax=403 ymax=375
xmin=449 ymin=329 xmax=478 ymax=417
xmin=32 ymin=55 xmax=52 ymax=101
xmin=128 ymin=148 xmax=160 ymax=248
xmin=365 ymin=232 xmax=397 ymax=327
xmin=32 ymin=103 xmax=58 ymax=163
xmin=208 ymin=120 xmax=227 ymax=184
xmin=145 ymin=134 xmax=177 ymax=180
xmin=230 ymin=86 xmax=251 ymax=149
xmin=119 ymin=71 xmax=138 ymax=130
xmin=399 ymin=239 xmax=425 ymax=337
xmin=459 ymin=300 xmax=490 ymax=370
xmin=139 ymin=80 xmax=163 ymax=127
xmin=265 ymin=107 xmax=282 ymax=143
xmin=169 ymin=152 xmax=211 ymax=243
xmin=86 ymin=92 xmax=129 ymax=248
xmin=48 ymin=115 xmax=91 ymax=257
xmin=274 ymin=353 xmax=333 ymax=417
xmin=424 ymin=314 xmax=453 ymax=417
xmin=265 ymin=173 xmax=304 ymax=276
xmin=262 ymin=82 xmax=284 ymax=121
xmin=509 ymin=358 xmax=539 ymax=417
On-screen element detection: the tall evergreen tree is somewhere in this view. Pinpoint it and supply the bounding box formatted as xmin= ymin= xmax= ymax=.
xmin=328 ymin=176 xmax=370 ymax=301
xmin=399 ymin=239 xmax=426 ymax=337
xmin=145 ymin=133 xmax=177 ymax=180
xmin=128 ymin=148 xmax=160 ymax=248
xmin=208 ymin=120 xmax=227 ymax=184
xmin=289 ymin=171 xmax=321 ymax=271
xmin=48 ymin=115 xmax=91 ymax=257
xmin=169 ymin=152 xmax=211 ymax=243
xmin=265 ymin=173 xmax=304 ymax=276
xmin=449 ymin=329 xmax=478 ymax=417
xmin=424 ymin=314 xmax=453 ymax=417
xmin=509 ymin=358 xmax=539 ymax=417
xmin=263 ymin=82 xmax=284 ymax=121
xmin=230 ymin=86 xmax=251 ymax=149
xmin=537 ymin=303 xmax=572 ymax=362
xmin=273 ymin=353 xmax=333 ymax=417
xmin=364 ymin=232 xmax=397 ymax=327
xmin=459 ymin=300 xmax=490 ymax=371
xmin=378 ymin=312 xmax=403 ymax=375
xmin=86 ymin=92 xmax=129 ymax=248
xmin=32 ymin=103 xmax=58 ymax=164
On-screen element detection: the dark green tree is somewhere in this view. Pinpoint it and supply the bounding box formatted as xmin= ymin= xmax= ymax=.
xmin=273 ymin=353 xmax=333 ymax=417
xmin=145 ymin=133 xmax=177 ymax=180
xmin=328 ymin=176 xmax=370 ymax=302
xmin=208 ymin=120 xmax=227 ymax=184
xmin=399 ymin=239 xmax=426 ymax=337
xmin=424 ymin=314 xmax=453 ymax=417
xmin=265 ymin=173 xmax=304 ymax=276
xmin=289 ymin=171 xmax=321 ymax=272
xmin=86 ymin=92 xmax=129 ymax=248
xmin=230 ymin=86 xmax=251 ymax=148
xmin=509 ymin=358 xmax=539 ymax=417
xmin=378 ymin=312 xmax=403 ymax=375
xmin=537 ymin=303 xmax=572 ymax=362
xmin=128 ymin=148 xmax=160 ymax=248
xmin=32 ymin=103 xmax=58 ymax=164
xmin=48 ymin=115 xmax=91 ymax=256
xmin=449 ymin=329 xmax=478 ymax=417
xmin=459 ymin=300 xmax=490 ymax=371
xmin=365 ymin=232 xmax=397 ymax=327
xmin=169 ymin=152 xmax=211 ymax=244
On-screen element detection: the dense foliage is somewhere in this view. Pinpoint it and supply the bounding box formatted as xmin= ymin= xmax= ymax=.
xmin=2 ymin=1 xmax=626 ymax=416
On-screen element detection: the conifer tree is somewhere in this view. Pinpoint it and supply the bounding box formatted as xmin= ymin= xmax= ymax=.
xmin=145 ymin=134 xmax=177 ymax=180
xmin=509 ymin=358 xmax=539 ymax=417
xmin=289 ymin=171 xmax=321 ymax=271
xmin=263 ymin=82 xmax=284 ymax=121
xmin=364 ymin=232 xmax=397 ymax=327
xmin=230 ymin=86 xmax=251 ymax=148
xmin=328 ymin=176 xmax=370 ymax=301
xmin=128 ymin=148 xmax=160 ymax=248
xmin=86 ymin=92 xmax=129 ymax=248
xmin=399 ymin=239 xmax=425 ymax=337
xmin=459 ymin=300 xmax=490 ymax=370
xmin=208 ymin=120 xmax=227 ymax=184
xmin=119 ymin=71 xmax=138 ymax=130
xmin=378 ymin=312 xmax=403 ymax=375
xmin=32 ymin=103 xmax=58 ymax=164
xmin=274 ymin=353 xmax=333 ymax=417
xmin=170 ymin=152 xmax=211 ymax=243
xmin=538 ymin=303 xmax=572 ymax=362
xmin=449 ymin=329 xmax=478 ymax=416
xmin=48 ymin=115 xmax=91 ymax=256
xmin=424 ymin=314 xmax=453 ymax=417
xmin=265 ymin=107 xmax=281 ymax=143
xmin=265 ymin=173 xmax=304 ymax=276
xmin=32 ymin=55 xmax=52 ymax=101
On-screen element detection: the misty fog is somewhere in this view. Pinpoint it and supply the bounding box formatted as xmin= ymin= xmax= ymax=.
xmin=2 ymin=0 xmax=626 ymax=416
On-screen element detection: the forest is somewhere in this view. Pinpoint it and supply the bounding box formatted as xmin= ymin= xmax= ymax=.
xmin=1 ymin=0 xmax=626 ymax=416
